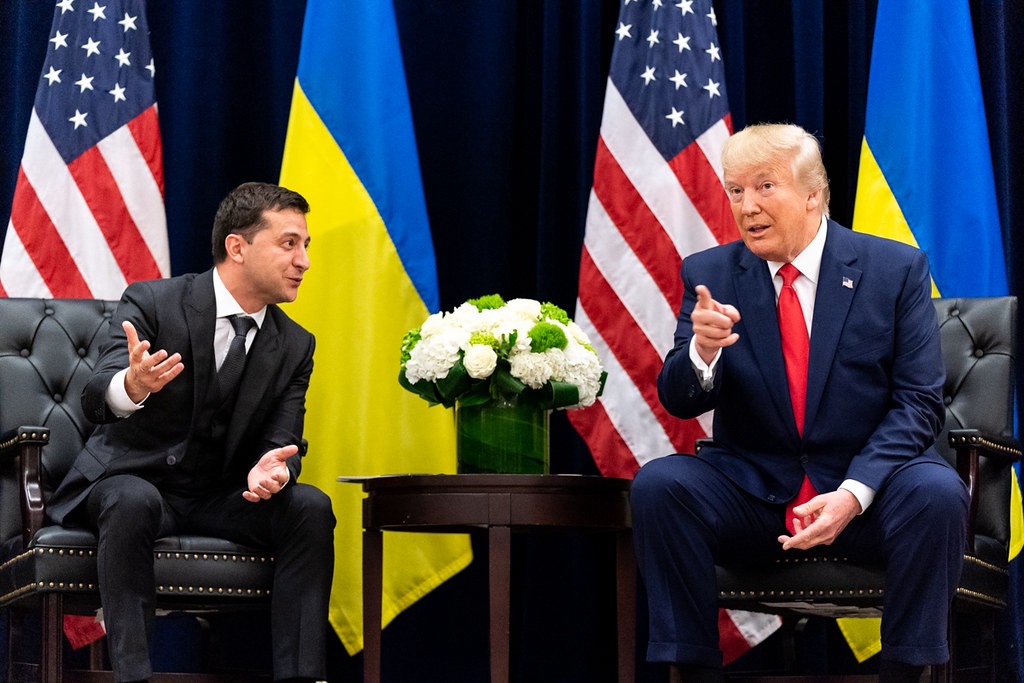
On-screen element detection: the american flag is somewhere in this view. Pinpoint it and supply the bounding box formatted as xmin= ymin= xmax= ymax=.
xmin=0 ymin=0 xmax=169 ymax=299
xmin=568 ymin=0 xmax=781 ymax=663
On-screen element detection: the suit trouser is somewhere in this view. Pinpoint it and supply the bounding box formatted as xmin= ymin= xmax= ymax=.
xmin=85 ymin=475 xmax=336 ymax=682
xmin=630 ymin=454 xmax=968 ymax=668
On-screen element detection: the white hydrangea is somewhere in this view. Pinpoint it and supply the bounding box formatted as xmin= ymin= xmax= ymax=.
xmin=401 ymin=297 xmax=606 ymax=409
xmin=560 ymin=343 xmax=604 ymax=407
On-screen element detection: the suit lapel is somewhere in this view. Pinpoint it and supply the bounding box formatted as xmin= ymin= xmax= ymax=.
xmin=804 ymin=222 xmax=861 ymax=436
xmin=185 ymin=271 xmax=218 ymax=418
xmin=733 ymin=248 xmax=796 ymax=436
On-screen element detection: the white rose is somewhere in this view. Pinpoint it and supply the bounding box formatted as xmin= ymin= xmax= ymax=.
xmin=463 ymin=344 xmax=498 ymax=379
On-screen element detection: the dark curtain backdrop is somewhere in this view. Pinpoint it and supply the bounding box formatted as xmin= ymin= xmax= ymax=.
xmin=2 ymin=1 xmax=1023 ymax=681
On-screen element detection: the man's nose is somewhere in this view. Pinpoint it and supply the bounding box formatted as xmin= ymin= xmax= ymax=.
xmin=295 ymin=245 xmax=310 ymax=271
xmin=740 ymin=191 xmax=760 ymax=215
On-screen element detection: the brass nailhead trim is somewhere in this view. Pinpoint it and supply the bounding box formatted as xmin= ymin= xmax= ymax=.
xmin=950 ymin=432 xmax=1022 ymax=457
xmin=963 ymin=554 xmax=1009 ymax=575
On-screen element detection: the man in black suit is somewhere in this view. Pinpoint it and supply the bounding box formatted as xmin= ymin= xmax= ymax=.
xmin=48 ymin=182 xmax=335 ymax=683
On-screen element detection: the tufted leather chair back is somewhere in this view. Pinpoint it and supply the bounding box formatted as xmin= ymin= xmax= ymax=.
xmin=934 ymin=297 xmax=1017 ymax=552
xmin=0 ymin=298 xmax=116 ymax=547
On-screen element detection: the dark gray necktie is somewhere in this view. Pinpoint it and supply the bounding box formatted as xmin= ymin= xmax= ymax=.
xmin=218 ymin=315 xmax=255 ymax=400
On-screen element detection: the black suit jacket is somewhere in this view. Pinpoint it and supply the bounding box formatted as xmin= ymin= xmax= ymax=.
xmin=48 ymin=269 xmax=315 ymax=524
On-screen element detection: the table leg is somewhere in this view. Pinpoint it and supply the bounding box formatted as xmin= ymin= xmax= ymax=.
xmin=363 ymin=527 xmax=383 ymax=683
xmin=616 ymin=530 xmax=636 ymax=683
xmin=489 ymin=525 xmax=512 ymax=683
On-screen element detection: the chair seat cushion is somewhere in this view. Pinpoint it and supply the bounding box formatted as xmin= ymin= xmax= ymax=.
xmin=0 ymin=525 xmax=274 ymax=608
xmin=717 ymin=537 xmax=1008 ymax=618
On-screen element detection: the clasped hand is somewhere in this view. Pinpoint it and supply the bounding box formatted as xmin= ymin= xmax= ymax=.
xmin=777 ymin=488 xmax=861 ymax=550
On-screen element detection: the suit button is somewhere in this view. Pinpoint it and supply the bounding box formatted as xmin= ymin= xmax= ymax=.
xmin=166 ymin=455 xmax=177 ymax=466
xmin=800 ymin=455 xmax=809 ymax=464
xmin=767 ymin=495 xmax=776 ymax=502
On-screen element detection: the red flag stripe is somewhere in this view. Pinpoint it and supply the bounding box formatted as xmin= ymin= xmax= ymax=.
xmin=668 ymin=142 xmax=738 ymax=247
xmin=573 ymin=300 xmax=678 ymax=460
xmin=68 ymin=146 xmax=163 ymax=284
xmin=591 ymin=137 xmax=683 ymax=310
xmin=578 ymin=252 xmax=704 ymax=456
xmin=566 ymin=399 xmax=639 ymax=479
xmin=127 ymin=105 xmax=165 ymax=196
xmin=8 ymin=169 xmax=92 ymax=298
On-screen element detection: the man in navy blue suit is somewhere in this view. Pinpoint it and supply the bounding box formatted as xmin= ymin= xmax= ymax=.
xmin=631 ymin=124 xmax=968 ymax=683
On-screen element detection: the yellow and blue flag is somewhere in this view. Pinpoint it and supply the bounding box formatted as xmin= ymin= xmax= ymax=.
xmin=848 ymin=0 xmax=1015 ymax=662
xmin=279 ymin=0 xmax=472 ymax=654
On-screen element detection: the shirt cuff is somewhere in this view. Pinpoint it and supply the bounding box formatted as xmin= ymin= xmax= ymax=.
xmin=839 ymin=479 xmax=875 ymax=514
xmin=688 ymin=338 xmax=721 ymax=391
xmin=106 ymin=368 xmax=148 ymax=418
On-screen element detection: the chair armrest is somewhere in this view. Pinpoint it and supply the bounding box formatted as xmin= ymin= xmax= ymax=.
xmin=0 ymin=426 xmax=51 ymax=547
xmin=949 ymin=429 xmax=1022 ymax=553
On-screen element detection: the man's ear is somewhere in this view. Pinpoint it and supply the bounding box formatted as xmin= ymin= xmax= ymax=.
xmin=806 ymin=189 xmax=822 ymax=212
xmin=224 ymin=234 xmax=245 ymax=262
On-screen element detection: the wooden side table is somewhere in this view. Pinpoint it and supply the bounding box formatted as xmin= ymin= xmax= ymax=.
xmin=343 ymin=474 xmax=635 ymax=683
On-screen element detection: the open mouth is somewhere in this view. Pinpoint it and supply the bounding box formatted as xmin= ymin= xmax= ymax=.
xmin=747 ymin=224 xmax=770 ymax=236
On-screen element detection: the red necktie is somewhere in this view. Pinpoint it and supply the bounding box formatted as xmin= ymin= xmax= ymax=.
xmin=778 ymin=263 xmax=816 ymax=533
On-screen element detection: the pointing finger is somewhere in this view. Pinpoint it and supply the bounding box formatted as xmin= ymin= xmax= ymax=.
xmin=694 ymin=285 xmax=714 ymax=310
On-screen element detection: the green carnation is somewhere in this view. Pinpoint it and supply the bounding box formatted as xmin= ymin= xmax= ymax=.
xmin=468 ymin=331 xmax=501 ymax=352
xmin=400 ymin=328 xmax=421 ymax=367
xmin=528 ymin=321 xmax=568 ymax=353
xmin=540 ymin=301 xmax=570 ymax=325
xmin=468 ymin=293 xmax=506 ymax=311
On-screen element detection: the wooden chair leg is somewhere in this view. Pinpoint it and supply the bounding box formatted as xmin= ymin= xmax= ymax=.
xmin=40 ymin=593 xmax=64 ymax=683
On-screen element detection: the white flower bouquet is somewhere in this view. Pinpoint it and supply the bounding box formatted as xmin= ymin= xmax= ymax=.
xmin=399 ymin=294 xmax=606 ymax=410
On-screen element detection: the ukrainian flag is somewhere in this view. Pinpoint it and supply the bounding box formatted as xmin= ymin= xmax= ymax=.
xmin=279 ymin=0 xmax=472 ymax=654
xmin=847 ymin=0 xmax=1016 ymax=662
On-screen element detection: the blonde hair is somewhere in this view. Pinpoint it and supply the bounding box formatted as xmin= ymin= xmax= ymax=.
xmin=721 ymin=123 xmax=830 ymax=216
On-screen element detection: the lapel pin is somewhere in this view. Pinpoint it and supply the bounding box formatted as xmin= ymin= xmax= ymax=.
xmin=842 ymin=277 xmax=854 ymax=289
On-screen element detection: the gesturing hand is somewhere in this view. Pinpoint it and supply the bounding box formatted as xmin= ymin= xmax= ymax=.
xmin=243 ymin=445 xmax=297 ymax=502
xmin=691 ymin=285 xmax=742 ymax=365
xmin=122 ymin=321 xmax=184 ymax=404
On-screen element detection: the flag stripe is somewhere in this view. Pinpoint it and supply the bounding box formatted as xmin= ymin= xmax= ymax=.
xmin=591 ymin=139 xmax=682 ymax=311
xmin=578 ymin=248 xmax=698 ymax=455
xmin=582 ymin=193 xmax=678 ymax=355
xmin=8 ymin=168 xmax=91 ymax=297
xmin=1 ymin=0 xmax=167 ymax=301
xmin=571 ymin=303 xmax=676 ymax=467
xmin=599 ymin=82 xmax=721 ymax=261
xmin=126 ymin=105 xmax=165 ymax=195
xmin=69 ymin=146 xmax=162 ymax=284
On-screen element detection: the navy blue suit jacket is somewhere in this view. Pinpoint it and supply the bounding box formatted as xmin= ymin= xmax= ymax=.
xmin=48 ymin=269 xmax=316 ymax=524
xmin=657 ymin=221 xmax=947 ymax=505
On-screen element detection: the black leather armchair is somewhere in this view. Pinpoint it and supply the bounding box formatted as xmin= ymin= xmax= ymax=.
xmin=716 ymin=296 xmax=1020 ymax=682
xmin=0 ymin=298 xmax=274 ymax=682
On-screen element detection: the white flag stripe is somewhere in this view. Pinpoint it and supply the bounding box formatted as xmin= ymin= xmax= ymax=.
xmin=0 ymin=221 xmax=52 ymax=298
xmin=20 ymin=111 xmax=128 ymax=297
xmin=574 ymin=303 xmax=676 ymax=462
xmin=97 ymin=127 xmax=171 ymax=276
xmin=584 ymin=192 xmax=678 ymax=356
xmin=727 ymin=609 xmax=785 ymax=647
xmin=695 ymin=118 xmax=732 ymax=185
xmin=599 ymin=81 xmax=719 ymax=261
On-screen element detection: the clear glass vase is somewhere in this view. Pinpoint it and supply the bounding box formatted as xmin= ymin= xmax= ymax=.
xmin=455 ymin=396 xmax=550 ymax=474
